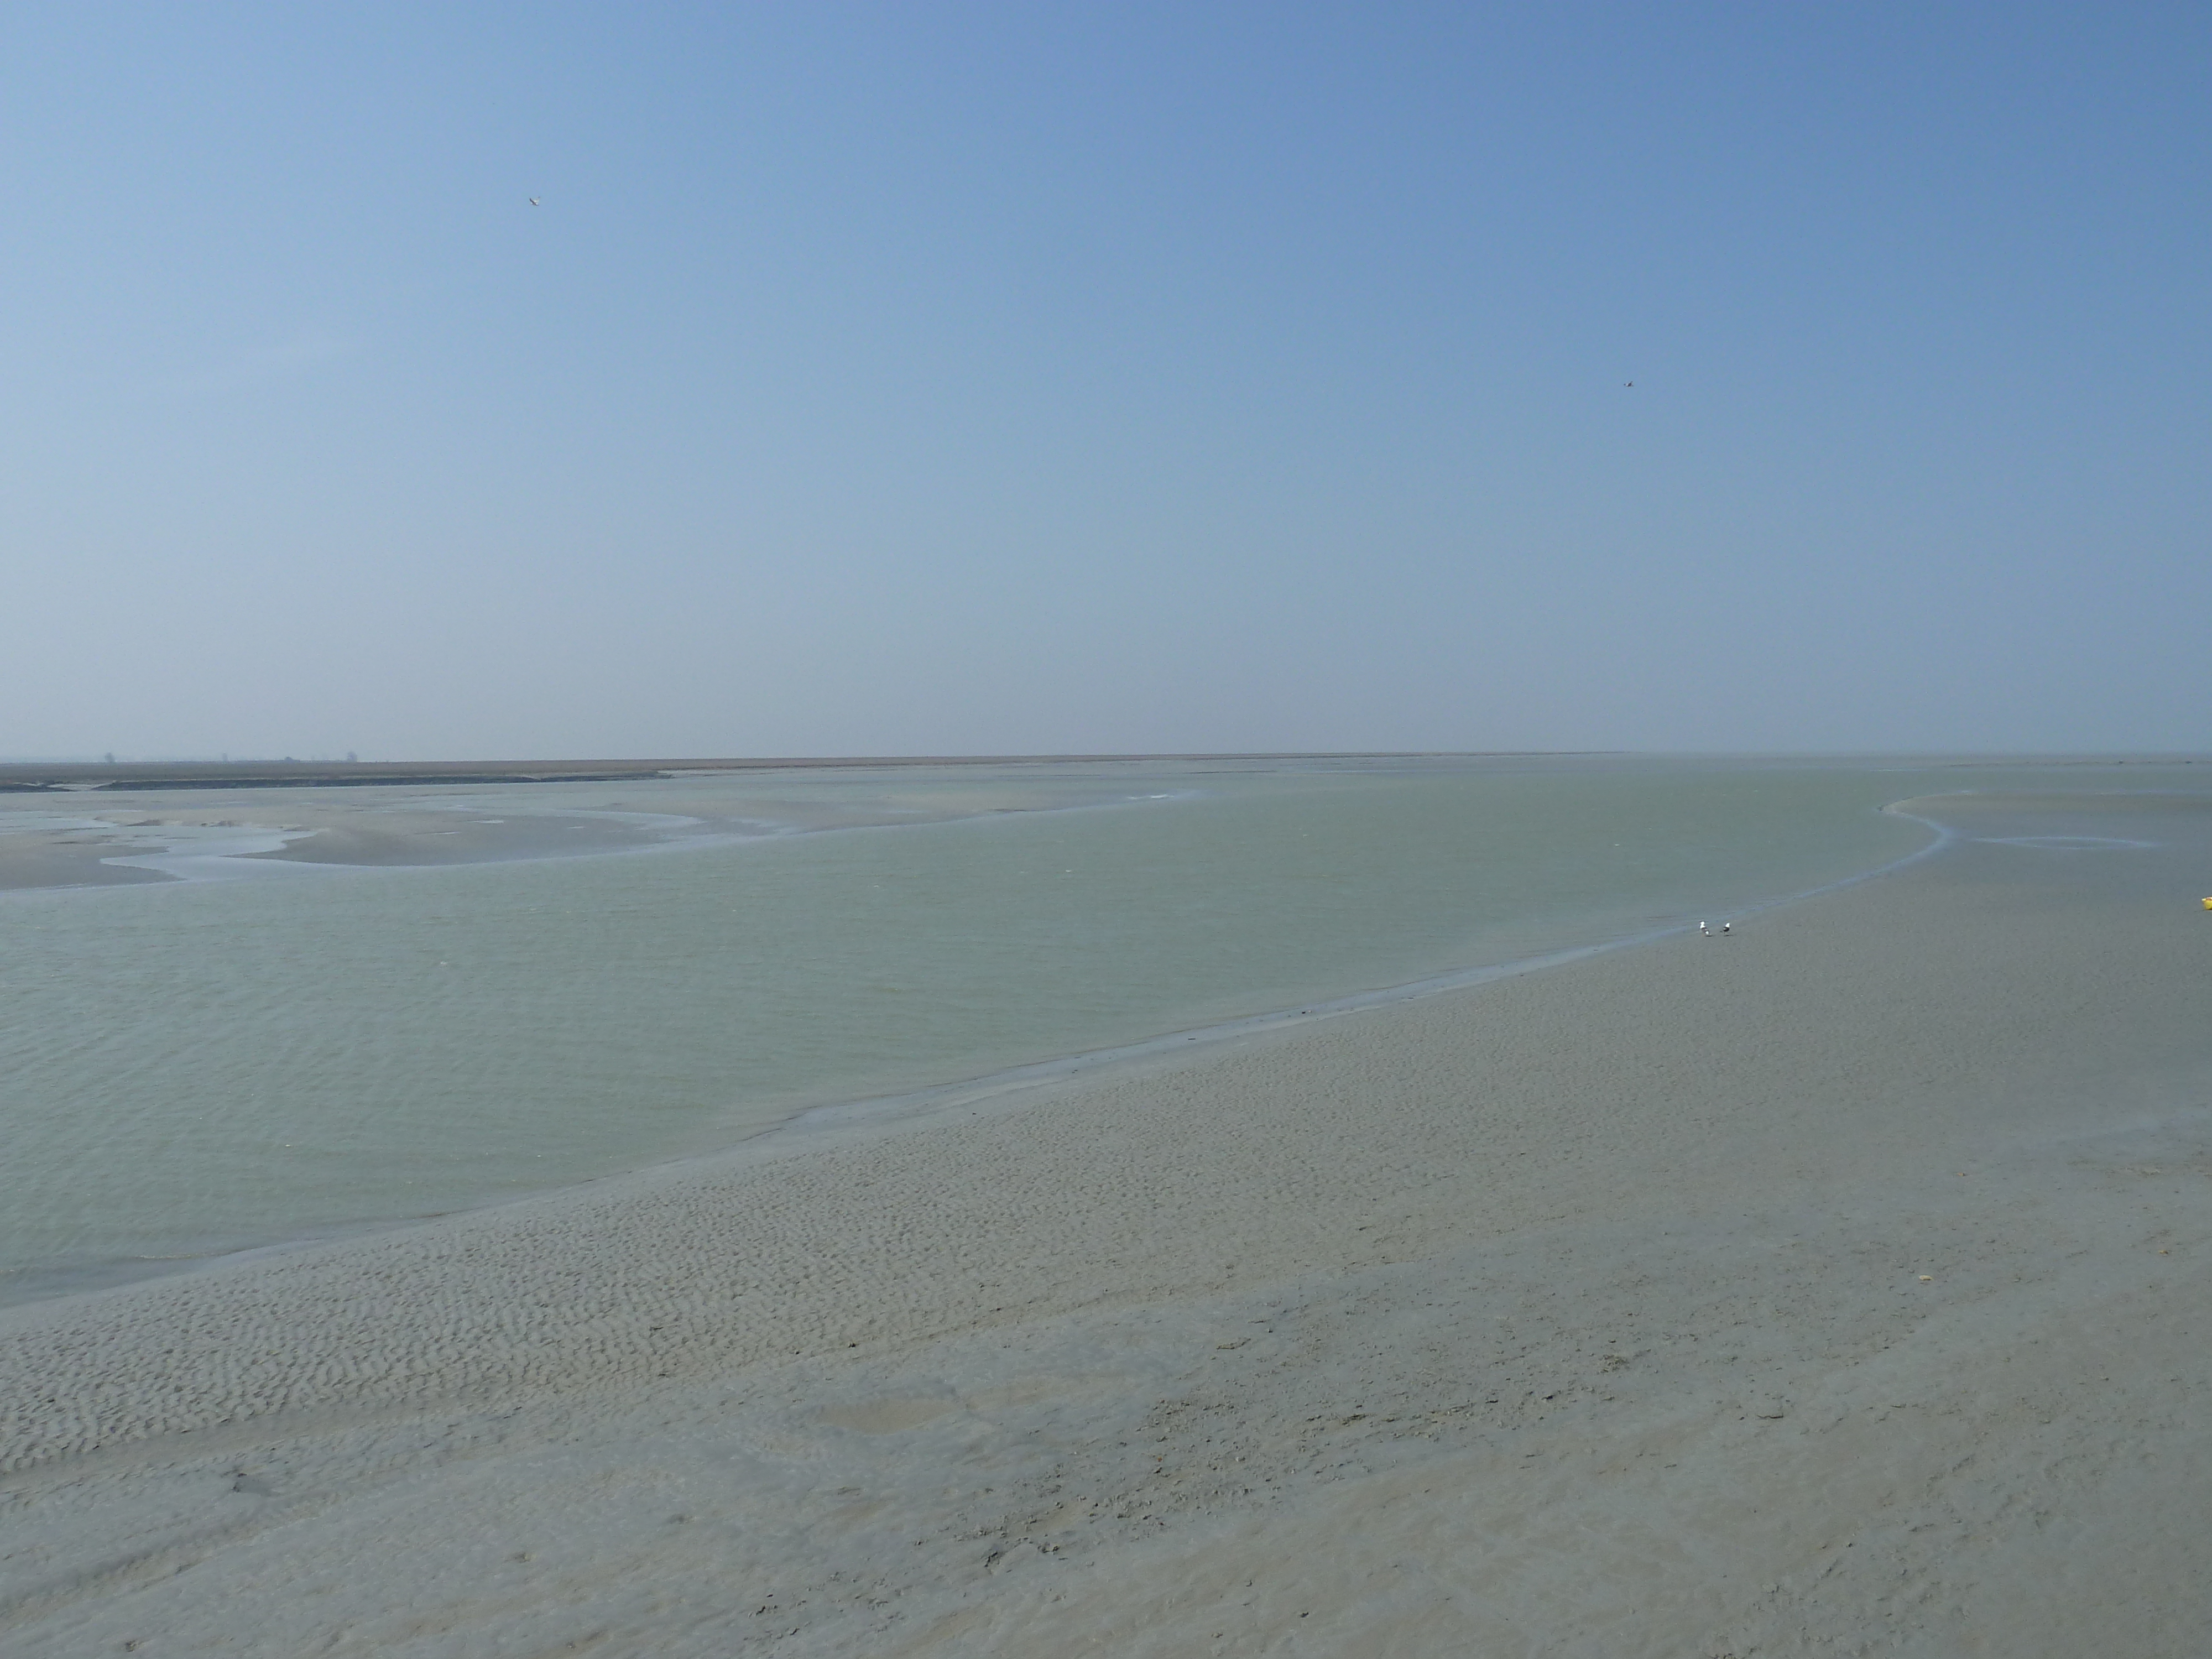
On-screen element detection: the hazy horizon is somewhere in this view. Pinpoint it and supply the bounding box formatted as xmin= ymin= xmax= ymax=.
xmin=6 ymin=4 xmax=2206 ymax=760
xmin=8 ymin=748 xmax=2209 ymax=773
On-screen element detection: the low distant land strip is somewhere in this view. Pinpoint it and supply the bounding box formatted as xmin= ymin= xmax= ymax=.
xmin=0 ymin=754 xmax=1552 ymax=793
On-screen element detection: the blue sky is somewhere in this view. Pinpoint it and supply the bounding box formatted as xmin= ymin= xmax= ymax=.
xmin=4 ymin=3 xmax=2206 ymax=758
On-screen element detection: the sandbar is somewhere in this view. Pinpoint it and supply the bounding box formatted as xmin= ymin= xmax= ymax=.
xmin=0 ymin=766 xmax=1199 ymax=892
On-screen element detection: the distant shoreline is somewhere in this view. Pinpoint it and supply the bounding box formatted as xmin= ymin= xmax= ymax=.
xmin=0 ymin=752 xmax=1575 ymax=793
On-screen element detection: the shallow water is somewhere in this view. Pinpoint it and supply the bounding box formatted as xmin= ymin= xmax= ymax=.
xmin=1 ymin=754 xmax=2201 ymax=1299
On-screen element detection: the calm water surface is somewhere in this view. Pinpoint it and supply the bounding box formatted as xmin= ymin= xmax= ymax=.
xmin=3 ymin=755 xmax=2188 ymax=1300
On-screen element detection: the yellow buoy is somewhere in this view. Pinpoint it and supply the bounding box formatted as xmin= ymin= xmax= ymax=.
xmin=2204 ymin=897 xmax=2212 ymax=911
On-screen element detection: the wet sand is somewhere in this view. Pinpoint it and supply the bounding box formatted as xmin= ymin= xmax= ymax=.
xmin=0 ymin=802 xmax=675 ymax=889
xmin=0 ymin=752 xmax=1450 ymax=895
xmin=3 ymin=791 xmax=2209 ymax=1655
xmin=0 ymin=770 xmax=1173 ymax=892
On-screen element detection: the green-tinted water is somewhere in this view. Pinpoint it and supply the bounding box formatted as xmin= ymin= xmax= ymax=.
xmin=2 ymin=755 xmax=2187 ymax=1299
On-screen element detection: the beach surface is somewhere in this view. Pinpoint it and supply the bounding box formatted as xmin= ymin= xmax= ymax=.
xmin=4 ymin=790 xmax=2210 ymax=1655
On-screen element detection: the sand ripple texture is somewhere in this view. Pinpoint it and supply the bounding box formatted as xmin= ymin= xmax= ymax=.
xmin=3 ymin=791 xmax=2211 ymax=1656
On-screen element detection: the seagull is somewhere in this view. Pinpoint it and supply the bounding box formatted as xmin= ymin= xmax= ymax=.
xmin=528 ymin=197 xmax=540 ymax=206
xmin=1624 ymin=380 xmax=1634 ymax=388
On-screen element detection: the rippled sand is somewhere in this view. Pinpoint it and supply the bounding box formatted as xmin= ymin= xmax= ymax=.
xmin=4 ymin=790 xmax=2210 ymax=1656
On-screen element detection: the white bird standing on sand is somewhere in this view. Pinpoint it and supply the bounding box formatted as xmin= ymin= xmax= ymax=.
xmin=1699 ymin=921 xmax=1710 ymax=935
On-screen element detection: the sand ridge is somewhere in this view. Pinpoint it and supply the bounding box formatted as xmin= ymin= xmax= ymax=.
xmin=0 ymin=771 xmax=1161 ymax=892
xmin=3 ymin=791 xmax=2209 ymax=1654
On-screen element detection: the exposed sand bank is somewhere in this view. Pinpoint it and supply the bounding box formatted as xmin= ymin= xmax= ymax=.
xmin=0 ymin=771 xmax=1163 ymax=892
xmin=3 ymin=792 xmax=2209 ymax=1655
xmin=0 ymin=754 xmax=1453 ymax=891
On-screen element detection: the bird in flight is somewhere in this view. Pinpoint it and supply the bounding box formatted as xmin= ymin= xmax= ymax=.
xmin=1624 ymin=380 xmax=1634 ymax=388
xmin=528 ymin=197 xmax=540 ymax=206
